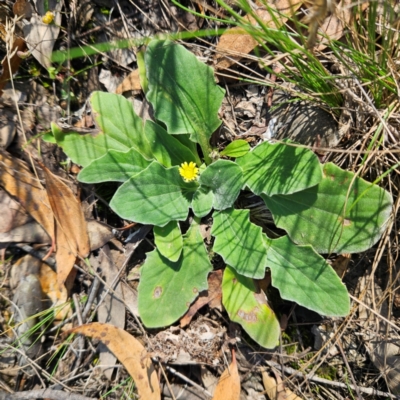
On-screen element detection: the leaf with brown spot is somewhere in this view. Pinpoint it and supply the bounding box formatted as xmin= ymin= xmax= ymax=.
xmin=69 ymin=322 xmax=161 ymax=400
xmin=41 ymin=164 xmax=90 ymax=285
xmin=212 ymin=350 xmax=240 ymax=400
xmin=262 ymin=162 xmax=393 ymax=254
xmin=215 ymin=0 xmax=302 ymax=70
xmin=222 ymin=266 xmax=280 ymax=349
xmin=0 ymin=150 xmax=54 ymax=241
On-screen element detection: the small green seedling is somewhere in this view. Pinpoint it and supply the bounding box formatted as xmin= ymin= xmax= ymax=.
xmin=48 ymin=39 xmax=392 ymax=348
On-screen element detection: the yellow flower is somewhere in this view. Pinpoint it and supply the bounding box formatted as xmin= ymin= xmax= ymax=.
xmin=179 ymin=161 xmax=199 ymax=182
xmin=42 ymin=11 xmax=54 ymax=24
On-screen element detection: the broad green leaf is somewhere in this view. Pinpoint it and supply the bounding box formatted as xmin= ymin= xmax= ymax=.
xmin=199 ymin=160 xmax=243 ymax=210
xmin=265 ymin=236 xmax=350 ymax=316
xmin=144 ymin=120 xmax=198 ymax=167
xmin=173 ymin=134 xmax=202 ymax=165
xmin=138 ymin=219 xmax=212 ymax=327
xmin=145 ymin=39 xmax=225 ymax=162
xmin=110 ymin=162 xmax=197 ymax=226
xmin=212 ymin=209 xmax=268 ymax=279
xmin=50 ymin=123 xmax=110 ymax=167
xmin=236 ymin=141 xmax=322 ymax=195
xmin=191 ymin=186 xmax=214 ymax=218
xmin=91 ymin=91 xmax=153 ymax=160
xmin=154 ymin=221 xmax=183 ymax=262
xmin=78 ymin=148 xmax=151 ymax=183
xmin=50 ymin=92 xmax=151 ymax=167
xmin=222 ymin=266 xmax=280 ymax=349
xmin=220 ymin=140 xmax=250 ymax=158
xmin=262 ymin=163 xmax=393 ymax=253
xmin=42 ymin=131 xmax=56 ymax=143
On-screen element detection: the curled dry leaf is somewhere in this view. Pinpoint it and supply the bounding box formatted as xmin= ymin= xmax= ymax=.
xmin=262 ymin=370 xmax=303 ymax=400
xmin=212 ymin=351 xmax=240 ymax=400
xmin=69 ymin=323 xmax=161 ymax=400
xmin=180 ymin=270 xmax=223 ymax=328
xmin=41 ymin=164 xmax=90 ymax=285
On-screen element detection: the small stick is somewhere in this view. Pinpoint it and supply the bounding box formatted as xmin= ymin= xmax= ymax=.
xmin=157 ymin=361 xmax=176 ymax=400
xmin=163 ymin=364 xmax=212 ymax=399
xmin=82 ymin=277 xmax=101 ymax=323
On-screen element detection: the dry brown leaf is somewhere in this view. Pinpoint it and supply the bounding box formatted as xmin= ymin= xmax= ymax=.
xmin=262 ymin=370 xmax=303 ymax=400
xmin=39 ymin=262 xmax=70 ymax=320
xmin=331 ymin=253 xmax=351 ymax=278
xmin=258 ymin=270 xmax=272 ymax=293
xmin=70 ymin=323 xmax=161 ymax=400
xmin=11 ymin=254 xmax=70 ymax=320
xmin=180 ymin=295 xmax=211 ymax=328
xmin=0 ymin=37 xmax=27 ymax=97
xmin=0 ymin=188 xmax=31 ymax=233
xmin=96 ymin=246 xmax=126 ymax=379
xmin=41 ymin=165 xmax=90 ymax=285
xmin=87 ymin=220 xmax=114 ymax=251
xmin=115 ymin=69 xmax=142 ymax=94
xmin=303 ymin=0 xmax=332 ymax=49
xmin=215 ymin=0 xmax=302 ymax=70
xmin=0 ymin=150 xmax=55 ymax=240
xmin=212 ymin=351 xmax=240 ymax=400
xmin=316 ymin=0 xmax=369 ymax=51
xmin=0 ymin=221 xmax=50 ymax=243
xmin=180 ymin=270 xmax=222 ymax=328
xmin=121 ymin=282 xmax=139 ymax=317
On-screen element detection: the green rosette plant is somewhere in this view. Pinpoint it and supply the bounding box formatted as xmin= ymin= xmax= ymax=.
xmin=47 ymin=39 xmax=393 ymax=348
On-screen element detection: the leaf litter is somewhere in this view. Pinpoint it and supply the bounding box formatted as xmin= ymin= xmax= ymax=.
xmin=0 ymin=0 xmax=400 ymax=398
